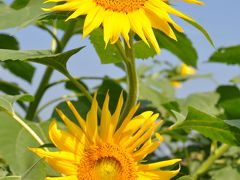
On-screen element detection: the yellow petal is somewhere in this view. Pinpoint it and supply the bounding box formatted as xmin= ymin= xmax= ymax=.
xmin=30 ymin=148 xmax=81 ymax=162
xmin=83 ymin=6 xmax=105 ymax=38
xmin=66 ymin=100 xmax=86 ymax=131
xmin=46 ymin=176 xmax=78 ymax=180
xmin=138 ymin=159 xmax=182 ymax=170
xmin=100 ymin=92 xmax=111 ymax=142
xmin=86 ymin=92 xmax=98 ymax=143
xmin=48 ymin=121 xmax=85 ymax=154
xmin=107 ymin=92 xmax=124 ymax=141
xmin=182 ymin=0 xmax=204 ymax=5
xmin=137 ymin=168 xmax=181 ymax=180
xmin=65 ymin=0 xmax=93 ymax=21
xmin=56 ymin=109 xmax=85 ymax=140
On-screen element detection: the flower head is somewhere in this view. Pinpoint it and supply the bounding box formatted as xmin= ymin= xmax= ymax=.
xmin=31 ymin=93 xmax=181 ymax=179
xmin=179 ymin=64 xmax=196 ymax=76
xmin=44 ymin=0 xmax=203 ymax=53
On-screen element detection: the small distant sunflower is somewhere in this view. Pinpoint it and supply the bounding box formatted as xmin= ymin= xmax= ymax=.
xmin=31 ymin=93 xmax=181 ymax=179
xmin=44 ymin=0 xmax=203 ymax=53
xmin=179 ymin=64 xmax=196 ymax=76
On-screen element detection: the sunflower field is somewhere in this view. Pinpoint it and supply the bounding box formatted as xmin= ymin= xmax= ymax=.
xmin=0 ymin=0 xmax=240 ymax=180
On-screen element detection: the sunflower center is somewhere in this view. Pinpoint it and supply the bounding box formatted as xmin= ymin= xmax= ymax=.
xmin=94 ymin=0 xmax=148 ymax=13
xmin=95 ymin=158 xmax=121 ymax=180
xmin=78 ymin=143 xmax=136 ymax=180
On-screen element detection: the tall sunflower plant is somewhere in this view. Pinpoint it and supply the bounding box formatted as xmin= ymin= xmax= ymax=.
xmin=0 ymin=0 xmax=239 ymax=180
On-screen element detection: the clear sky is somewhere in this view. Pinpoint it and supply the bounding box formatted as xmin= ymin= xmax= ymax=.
xmin=1 ymin=0 xmax=240 ymax=119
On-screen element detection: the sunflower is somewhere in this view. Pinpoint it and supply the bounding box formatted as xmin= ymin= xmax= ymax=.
xmin=179 ymin=64 xmax=196 ymax=76
xmin=31 ymin=93 xmax=181 ymax=179
xmin=44 ymin=0 xmax=203 ymax=53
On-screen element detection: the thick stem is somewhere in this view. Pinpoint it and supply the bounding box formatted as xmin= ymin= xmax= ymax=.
xmin=117 ymin=33 xmax=139 ymax=126
xmin=25 ymin=22 xmax=76 ymax=121
xmin=193 ymin=144 xmax=230 ymax=180
xmin=25 ymin=68 xmax=53 ymax=120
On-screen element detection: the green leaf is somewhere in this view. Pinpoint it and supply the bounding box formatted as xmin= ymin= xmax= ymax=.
xmin=224 ymin=120 xmax=240 ymax=129
xmin=209 ymin=45 xmax=240 ymax=65
xmin=220 ymin=98 xmax=240 ymax=119
xmin=139 ymin=78 xmax=175 ymax=106
xmin=0 ymin=0 xmax=50 ymax=29
xmin=10 ymin=0 xmax=30 ymax=10
xmin=0 ymin=34 xmax=19 ymax=50
xmin=217 ymin=86 xmax=240 ymax=103
xmin=134 ymin=41 xmax=155 ymax=59
xmin=176 ymin=107 xmax=240 ymax=146
xmin=177 ymin=92 xmax=220 ymax=116
xmin=0 ymin=80 xmax=24 ymax=95
xmin=0 ymin=112 xmax=22 ymax=174
xmin=0 ymin=177 xmax=21 ymax=180
xmin=154 ymin=29 xmax=198 ymax=67
xmin=0 ymin=94 xmax=34 ymax=114
xmin=182 ymin=19 xmax=214 ymax=47
xmin=230 ymin=75 xmax=240 ymax=84
xmin=210 ymin=166 xmax=240 ymax=180
xmin=2 ymin=61 xmax=35 ymax=83
xmin=15 ymin=123 xmax=48 ymax=179
xmin=89 ymin=28 xmax=122 ymax=64
xmin=217 ymin=86 xmax=240 ymax=119
xmin=0 ymin=112 xmax=49 ymax=177
xmin=0 ymin=49 xmax=51 ymax=60
xmin=0 ymin=47 xmax=84 ymax=76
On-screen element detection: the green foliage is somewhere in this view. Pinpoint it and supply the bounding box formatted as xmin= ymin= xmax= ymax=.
xmin=182 ymin=19 xmax=214 ymax=47
xmin=0 ymin=47 xmax=84 ymax=76
xmin=209 ymin=45 xmax=240 ymax=65
xmin=176 ymin=107 xmax=240 ymax=146
xmin=89 ymin=29 xmax=122 ymax=64
xmin=0 ymin=34 xmax=19 ymax=50
xmin=155 ymin=29 xmax=198 ymax=67
xmin=217 ymin=86 xmax=240 ymax=119
xmin=2 ymin=61 xmax=35 ymax=83
xmin=0 ymin=0 xmax=49 ymax=29
xmin=0 ymin=1 xmax=239 ymax=179
xmin=0 ymin=94 xmax=33 ymax=114
xmin=210 ymin=166 xmax=240 ymax=180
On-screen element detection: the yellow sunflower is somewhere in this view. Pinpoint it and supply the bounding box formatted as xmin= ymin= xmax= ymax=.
xmin=44 ymin=0 xmax=203 ymax=53
xmin=179 ymin=64 xmax=196 ymax=76
xmin=31 ymin=93 xmax=181 ymax=179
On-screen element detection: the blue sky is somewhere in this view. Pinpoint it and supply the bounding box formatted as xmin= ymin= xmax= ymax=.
xmin=1 ymin=0 xmax=240 ymax=118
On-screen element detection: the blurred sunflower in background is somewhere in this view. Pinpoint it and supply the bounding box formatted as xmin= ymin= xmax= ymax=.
xmin=44 ymin=0 xmax=203 ymax=53
xmin=31 ymin=93 xmax=181 ymax=179
xmin=171 ymin=63 xmax=196 ymax=88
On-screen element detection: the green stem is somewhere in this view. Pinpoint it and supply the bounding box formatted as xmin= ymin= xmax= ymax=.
xmin=116 ymin=33 xmax=139 ymax=125
xmin=36 ymin=93 xmax=83 ymax=116
xmin=26 ymin=22 xmax=76 ymax=121
xmin=25 ymin=68 xmax=53 ymax=121
xmin=66 ymin=74 xmax=93 ymax=103
xmin=193 ymin=144 xmax=230 ymax=180
xmin=13 ymin=113 xmax=45 ymax=146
